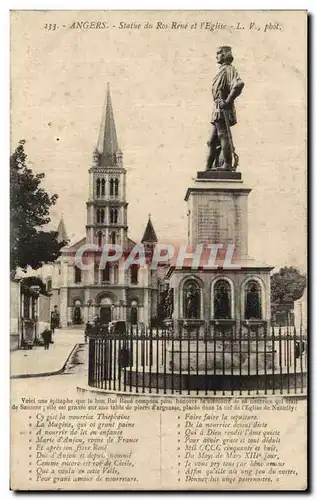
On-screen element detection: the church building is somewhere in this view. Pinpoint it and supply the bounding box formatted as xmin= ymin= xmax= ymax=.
xmin=35 ymin=86 xmax=161 ymax=328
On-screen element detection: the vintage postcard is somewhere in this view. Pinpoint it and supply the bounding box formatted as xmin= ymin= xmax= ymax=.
xmin=10 ymin=10 xmax=307 ymax=490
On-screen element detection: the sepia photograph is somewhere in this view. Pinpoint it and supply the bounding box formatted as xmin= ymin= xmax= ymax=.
xmin=10 ymin=10 xmax=307 ymax=490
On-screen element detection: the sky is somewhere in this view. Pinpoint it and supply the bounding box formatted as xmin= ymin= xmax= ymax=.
xmin=10 ymin=10 xmax=307 ymax=272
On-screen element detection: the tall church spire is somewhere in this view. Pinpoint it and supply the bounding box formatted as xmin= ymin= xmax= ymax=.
xmin=57 ymin=215 xmax=69 ymax=244
xmin=96 ymin=84 xmax=121 ymax=167
xmin=87 ymin=85 xmax=127 ymax=248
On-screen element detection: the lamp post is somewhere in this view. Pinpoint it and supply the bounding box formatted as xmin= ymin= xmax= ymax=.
xmin=30 ymin=285 xmax=41 ymax=343
xmin=87 ymin=299 xmax=93 ymax=323
xmin=119 ymin=300 xmax=125 ymax=321
xmin=115 ymin=300 xmax=121 ymax=320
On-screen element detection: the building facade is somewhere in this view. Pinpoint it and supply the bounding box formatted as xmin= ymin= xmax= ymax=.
xmin=166 ymin=169 xmax=274 ymax=338
xmin=33 ymin=86 xmax=161 ymax=328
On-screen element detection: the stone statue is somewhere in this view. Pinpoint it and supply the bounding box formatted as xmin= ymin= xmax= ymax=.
xmin=92 ymin=147 xmax=100 ymax=167
xmin=206 ymin=46 xmax=244 ymax=171
xmin=185 ymin=284 xmax=199 ymax=319
xmin=245 ymin=285 xmax=261 ymax=319
xmin=214 ymin=285 xmax=231 ymax=319
xmin=165 ymin=288 xmax=174 ymax=319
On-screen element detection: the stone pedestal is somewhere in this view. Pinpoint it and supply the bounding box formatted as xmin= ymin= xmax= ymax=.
xmin=166 ymin=339 xmax=274 ymax=373
xmin=179 ymin=319 xmax=206 ymax=338
xmin=163 ymin=168 xmax=274 ymax=386
xmin=185 ymin=170 xmax=251 ymax=259
xmin=196 ymin=170 xmax=242 ymax=181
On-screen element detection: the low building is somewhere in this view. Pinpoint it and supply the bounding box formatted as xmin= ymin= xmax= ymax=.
xmin=10 ymin=279 xmax=51 ymax=349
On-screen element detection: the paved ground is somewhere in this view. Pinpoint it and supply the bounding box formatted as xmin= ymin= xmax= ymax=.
xmin=10 ymin=328 xmax=86 ymax=378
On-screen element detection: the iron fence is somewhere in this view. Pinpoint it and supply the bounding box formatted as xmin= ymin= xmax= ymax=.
xmin=88 ymin=324 xmax=307 ymax=396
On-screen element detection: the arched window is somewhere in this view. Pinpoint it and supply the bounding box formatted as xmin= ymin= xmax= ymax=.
xmin=111 ymin=231 xmax=116 ymax=244
xmin=213 ymin=279 xmax=232 ymax=319
xmin=100 ymin=209 xmax=105 ymax=223
xmin=96 ymin=178 xmax=101 ymax=197
xmin=110 ymin=208 xmax=118 ymax=224
xmin=94 ymin=263 xmax=99 ymax=283
xmin=183 ymin=279 xmax=201 ymax=319
xmin=131 ymin=265 xmax=138 ymax=284
xmin=97 ymin=231 xmax=102 ymax=247
xmin=96 ymin=209 xmax=105 ymax=224
xmin=101 ymin=178 xmax=105 ymax=196
xmin=245 ymin=281 xmax=262 ymax=320
xmin=102 ymin=262 xmax=111 ymax=282
xmin=74 ymin=266 xmax=82 ymax=283
xmin=99 ymin=296 xmax=113 ymax=324
xmin=110 ymin=178 xmax=114 ymax=195
xmin=46 ymin=278 xmax=52 ymax=293
xmin=113 ymin=264 xmax=119 ymax=283
xmin=114 ymin=178 xmax=119 ymax=196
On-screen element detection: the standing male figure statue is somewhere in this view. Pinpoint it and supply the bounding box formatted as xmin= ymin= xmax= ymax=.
xmin=206 ymin=46 xmax=244 ymax=171
xmin=185 ymin=284 xmax=199 ymax=319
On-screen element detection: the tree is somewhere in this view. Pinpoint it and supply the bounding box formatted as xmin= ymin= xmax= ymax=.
xmin=21 ymin=276 xmax=49 ymax=297
xmin=271 ymin=266 xmax=306 ymax=305
xmin=10 ymin=140 xmax=65 ymax=273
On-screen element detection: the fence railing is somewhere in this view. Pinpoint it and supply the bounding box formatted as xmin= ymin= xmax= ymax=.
xmin=88 ymin=325 xmax=307 ymax=396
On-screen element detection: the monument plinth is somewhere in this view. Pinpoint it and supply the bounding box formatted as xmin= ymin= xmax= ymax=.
xmin=185 ymin=171 xmax=251 ymax=259
xmin=167 ymin=165 xmax=272 ymax=339
xmin=196 ymin=170 xmax=242 ymax=181
xmin=163 ymin=46 xmax=274 ymax=381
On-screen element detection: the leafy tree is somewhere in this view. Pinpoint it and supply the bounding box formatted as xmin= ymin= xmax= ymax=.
xmin=21 ymin=276 xmax=49 ymax=297
xmin=10 ymin=140 xmax=65 ymax=274
xmin=271 ymin=266 xmax=306 ymax=305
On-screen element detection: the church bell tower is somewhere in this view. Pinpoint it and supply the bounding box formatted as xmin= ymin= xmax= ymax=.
xmin=86 ymin=84 xmax=128 ymax=249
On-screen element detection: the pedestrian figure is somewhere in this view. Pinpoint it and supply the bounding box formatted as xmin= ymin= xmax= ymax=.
xmin=51 ymin=306 xmax=59 ymax=333
xmin=42 ymin=328 xmax=52 ymax=350
xmin=119 ymin=345 xmax=131 ymax=369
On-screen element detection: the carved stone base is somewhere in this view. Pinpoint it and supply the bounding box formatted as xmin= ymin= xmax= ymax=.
xmin=178 ymin=319 xmax=205 ymax=339
xmin=167 ymin=340 xmax=274 ymax=372
xmin=163 ymin=318 xmax=174 ymax=331
xmin=196 ymin=170 xmax=242 ymax=180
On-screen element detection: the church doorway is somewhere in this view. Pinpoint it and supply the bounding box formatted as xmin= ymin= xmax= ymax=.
xmin=73 ymin=301 xmax=82 ymax=325
xmin=131 ymin=307 xmax=138 ymax=325
xmin=130 ymin=300 xmax=138 ymax=325
xmin=100 ymin=305 xmax=112 ymax=325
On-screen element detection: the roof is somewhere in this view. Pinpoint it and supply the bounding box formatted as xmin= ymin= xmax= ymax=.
xmin=62 ymin=237 xmax=86 ymax=253
xmin=62 ymin=236 xmax=137 ymax=256
xmin=165 ymin=247 xmax=274 ymax=277
xmin=96 ymin=84 xmax=120 ymax=167
xmin=57 ymin=216 xmax=69 ymax=243
xmin=141 ymin=216 xmax=158 ymax=243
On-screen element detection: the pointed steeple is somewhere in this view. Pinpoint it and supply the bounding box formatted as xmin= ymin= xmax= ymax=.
xmin=141 ymin=214 xmax=158 ymax=244
xmin=57 ymin=215 xmax=69 ymax=244
xmin=96 ymin=84 xmax=121 ymax=167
